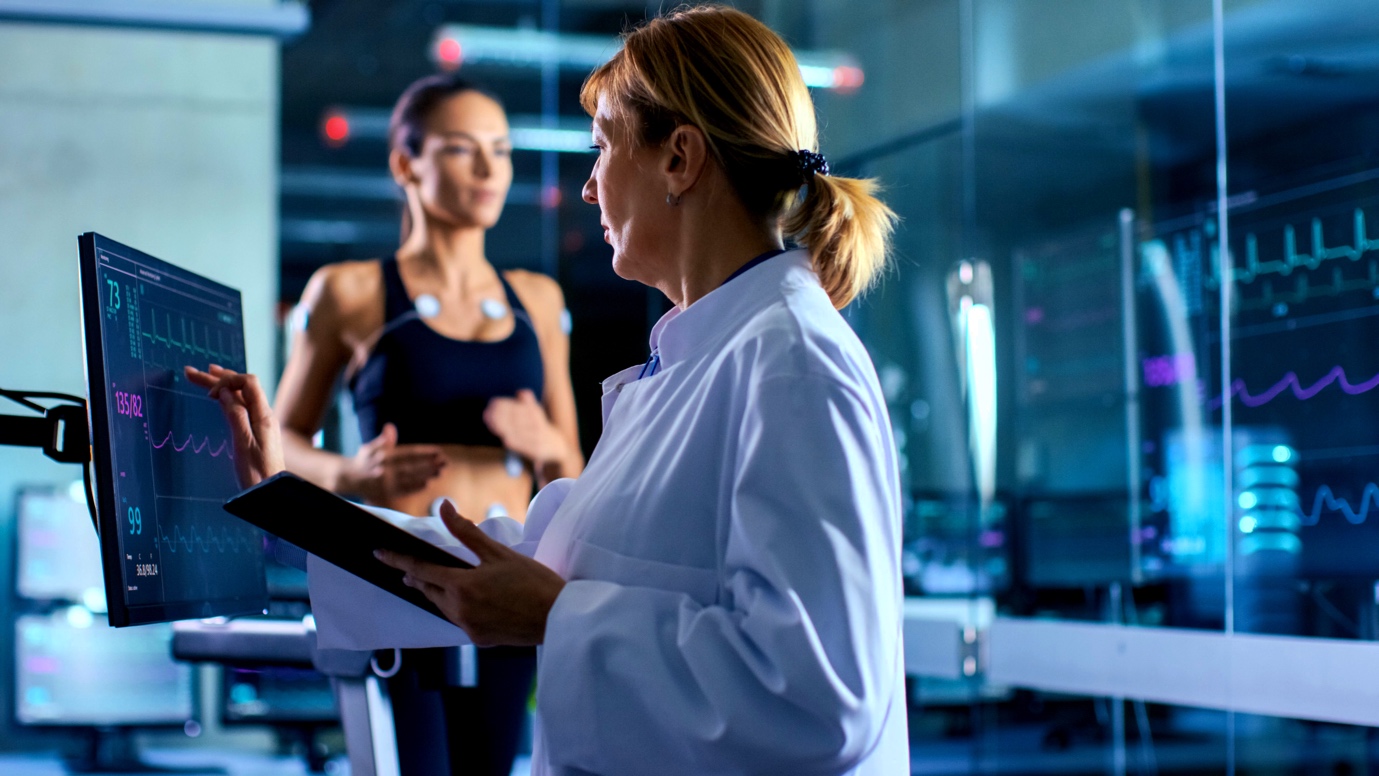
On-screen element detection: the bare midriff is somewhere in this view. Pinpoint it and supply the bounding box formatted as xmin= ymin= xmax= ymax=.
xmin=376 ymin=444 xmax=533 ymax=522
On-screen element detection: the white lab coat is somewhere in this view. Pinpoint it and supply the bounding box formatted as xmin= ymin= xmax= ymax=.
xmin=530 ymin=250 xmax=908 ymax=775
xmin=307 ymin=250 xmax=908 ymax=775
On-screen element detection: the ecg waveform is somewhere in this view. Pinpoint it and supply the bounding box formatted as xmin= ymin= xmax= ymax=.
xmin=150 ymin=432 xmax=232 ymax=458
xmin=155 ymin=525 xmax=259 ymax=554
xmin=1299 ymin=483 xmax=1379 ymax=526
xmin=142 ymin=307 xmax=238 ymax=360
xmin=1208 ymin=365 xmax=1379 ymax=409
xmin=1208 ymin=207 xmax=1379 ymax=288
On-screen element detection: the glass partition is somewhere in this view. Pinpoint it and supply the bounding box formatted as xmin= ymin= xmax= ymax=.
xmin=811 ymin=0 xmax=1379 ymax=771
xmin=1219 ymin=0 xmax=1379 ymax=642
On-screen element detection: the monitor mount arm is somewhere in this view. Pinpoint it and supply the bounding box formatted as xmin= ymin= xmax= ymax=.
xmin=0 ymin=402 xmax=90 ymax=465
xmin=0 ymin=387 xmax=96 ymax=531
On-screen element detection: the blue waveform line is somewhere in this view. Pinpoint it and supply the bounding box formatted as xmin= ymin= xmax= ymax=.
xmin=156 ymin=524 xmax=259 ymax=554
xmin=1299 ymin=483 xmax=1379 ymax=526
xmin=1207 ymin=207 xmax=1379 ymax=287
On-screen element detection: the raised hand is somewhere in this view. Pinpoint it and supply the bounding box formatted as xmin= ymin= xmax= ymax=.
xmin=339 ymin=423 xmax=448 ymax=503
xmin=375 ymin=499 xmax=565 ymax=647
xmin=185 ymin=365 xmax=285 ymax=488
xmin=483 ymin=389 xmax=571 ymax=477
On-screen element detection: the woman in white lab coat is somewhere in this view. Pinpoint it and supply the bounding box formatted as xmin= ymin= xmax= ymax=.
xmin=192 ymin=5 xmax=908 ymax=774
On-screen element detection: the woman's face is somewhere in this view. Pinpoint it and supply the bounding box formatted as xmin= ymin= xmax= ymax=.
xmin=582 ymin=96 xmax=674 ymax=287
xmin=399 ymin=91 xmax=513 ymax=230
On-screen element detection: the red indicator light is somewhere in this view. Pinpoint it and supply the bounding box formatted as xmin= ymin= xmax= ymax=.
xmin=323 ymin=114 xmax=350 ymax=146
xmin=831 ymin=65 xmax=865 ymax=93
xmin=437 ymin=38 xmax=463 ymax=70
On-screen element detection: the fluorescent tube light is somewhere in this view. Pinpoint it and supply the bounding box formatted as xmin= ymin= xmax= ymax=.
xmin=430 ymin=24 xmax=864 ymax=93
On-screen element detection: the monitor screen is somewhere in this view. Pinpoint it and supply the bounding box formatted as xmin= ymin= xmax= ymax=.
xmin=79 ymin=232 xmax=268 ymax=626
xmin=15 ymin=611 xmax=193 ymax=726
xmin=16 ymin=489 xmax=106 ymax=607
xmin=222 ymin=666 xmax=338 ymax=725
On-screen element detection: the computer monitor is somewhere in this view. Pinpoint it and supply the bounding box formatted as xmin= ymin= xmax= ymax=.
xmin=16 ymin=488 xmax=106 ymax=607
xmin=14 ymin=610 xmax=193 ymax=727
xmin=221 ymin=666 xmax=338 ymax=726
xmin=78 ymin=232 xmax=269 ymax=626
xmin=1021 ymin=494 xmax=1135 ymax=588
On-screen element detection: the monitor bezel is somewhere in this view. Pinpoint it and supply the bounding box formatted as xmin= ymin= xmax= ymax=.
xmin=78 ymin=232 xmax=269 ymax=627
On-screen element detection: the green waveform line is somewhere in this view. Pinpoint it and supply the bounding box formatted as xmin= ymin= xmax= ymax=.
xmin=141 ymin=310 xmax=236 ymax=363
xmin=1236 ymin=259 xmax=1379 ymax=311
xmin=1208 ymin=208 xmax=1379 ymax=289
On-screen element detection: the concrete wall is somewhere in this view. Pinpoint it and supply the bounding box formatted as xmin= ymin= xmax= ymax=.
xmin=0 ymin=8 xmax=278 ymax=749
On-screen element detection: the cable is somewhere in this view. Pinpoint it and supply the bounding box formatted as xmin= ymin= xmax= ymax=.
xmin=82 ymin=460 xmax=98 ymax=534
xmin=1124 ymin=587 xmax=1159 ymax=776
xmin=1310 ymin=583 xmax=1360 ymax=637
xmin=0 ymin=387 xmax=86 ymax=407
xmin=0 ymin=388 xmax=46 ymax=413
xmin=370 ymin=648 xmax=402 ymax=679
xmin=1133 ymin=699 xmax=1158 ymax=776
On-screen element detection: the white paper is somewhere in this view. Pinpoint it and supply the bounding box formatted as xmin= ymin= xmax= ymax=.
xmin=308 ymin=479 xmax=575 ymax=651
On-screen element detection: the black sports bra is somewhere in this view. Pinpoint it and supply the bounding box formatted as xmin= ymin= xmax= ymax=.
xmin=348 ymin=258 xmax=545 ymax=448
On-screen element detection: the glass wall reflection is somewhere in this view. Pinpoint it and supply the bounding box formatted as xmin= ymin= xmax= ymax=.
xmin=811 ymin=0 xmax=1379 ymax=771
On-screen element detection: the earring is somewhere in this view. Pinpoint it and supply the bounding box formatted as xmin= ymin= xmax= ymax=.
xmin=666 ymin=192 xmax=682 ymax=206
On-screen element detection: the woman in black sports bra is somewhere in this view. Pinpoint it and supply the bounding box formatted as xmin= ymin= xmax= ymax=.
xmin=273 ymin=74 xmax=583 ymax=775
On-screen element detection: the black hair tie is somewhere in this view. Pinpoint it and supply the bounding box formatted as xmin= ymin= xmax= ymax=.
xmin=793 ymin=149 xmax=830 ymax=182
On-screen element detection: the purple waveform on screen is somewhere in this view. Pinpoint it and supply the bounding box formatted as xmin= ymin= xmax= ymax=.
xmin=1209 ymin=366 xmax=1379 ymax=410
xmin=151 ymin=431 xmax=232 ymax=458
xmin=1301 ymin=484 xmax=1379 ymax=526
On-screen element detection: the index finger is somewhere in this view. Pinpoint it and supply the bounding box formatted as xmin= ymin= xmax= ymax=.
xmin=185 ymin=367 xmax=248 ymax=400
xmin=184 ymin=365 xmax=217 ymax=388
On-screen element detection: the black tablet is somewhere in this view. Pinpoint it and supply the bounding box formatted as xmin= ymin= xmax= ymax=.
xmin=223 ymin=473 xmax=471 ymax=622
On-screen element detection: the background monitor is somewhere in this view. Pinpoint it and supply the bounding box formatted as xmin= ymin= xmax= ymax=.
xmin=14 ymin=611 xmax=193 ymax=727
xmin=79 ymin=232 xmax=269 ymax=627
xmin=221 ymin=666 xmax=338 ymax=726
xmin=15 ymin=489 xmax=106 ymax=607
xmin=1020 ymin=494 xmax=1135 ymax=588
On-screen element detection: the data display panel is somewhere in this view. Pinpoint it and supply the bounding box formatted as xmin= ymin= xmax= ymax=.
xmin=16 ymin=489 xmax=106 ymax=605
xmin=1137 ymin=172 xmax=1379 ymax=588
xmin=79 ymin=233 xmax=268 ymax=626
xmin=14 ymin=612 xmax=192 ymax=726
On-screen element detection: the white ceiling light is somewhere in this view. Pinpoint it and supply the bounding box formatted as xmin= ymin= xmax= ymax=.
xmin=430 ymin=24 xmax=864 ymax=93
xmin=319 ymin=107 xmax=594 ymax=154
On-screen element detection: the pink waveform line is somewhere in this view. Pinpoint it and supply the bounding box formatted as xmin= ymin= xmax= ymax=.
xmin=1208 ymin=366 xmax=1379 ymax=410
xmin=150 ymin=431 xmax=233 ymax=458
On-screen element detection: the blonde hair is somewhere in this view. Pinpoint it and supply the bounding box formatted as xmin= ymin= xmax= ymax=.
xmin=580 ymin=4 xmax=896 ymax=308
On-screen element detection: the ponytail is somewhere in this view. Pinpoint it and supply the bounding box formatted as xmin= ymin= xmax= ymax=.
xmin=784 ymin=174 xmax=897 ymax=309
xmin=582 ymin=5 xmax=898 ymax=309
